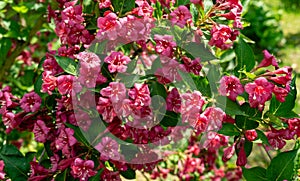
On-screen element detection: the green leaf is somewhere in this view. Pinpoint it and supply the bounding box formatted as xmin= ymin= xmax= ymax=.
xmin=244 ymin=139 xmax=253 ymax=157
xmin=150 ymin=81 xmax=167 ymax=98
xmin=240 ymin=103 xmax=262 ymax=119
xmin=183 ymin=42 xmax=216 ymax=62
xmin=0 ymin=145 xmax=30 ymax=181
xmin=176 ymin=0 xmax=190 ymax=6
xmin=266 ymin=149 xmax=299 ymax=181
xmin=190 ymin=4 xmax=199 ymax=25
xmin=116 ymin=73 xmax=141 ymax=88
xmin=269 ymin=76 xmax=297 ymax=118
xmin=235 ymin=115 xmax=259 ymax=130
xmin=111 ymin=0 xmax=135 ymax=16
xmin=242 ymin=167 xmax=267 ymax=181
xmin=234 ymin=37 xmax=255 ymax=72
xmin=54 ymin=55 xmax=78 ymax=75
xmin=160 ymin=111 xmax=180 ymax=127
xmin=192 ymin=75 xmax=211 ymax=97
xmin=120 ymin=167 xmax=136 ymax=179
xmin=256 ymin=129 xmax=270 ymax=145
xmin=206 ymin=64 xmax=221 ymax=95
xmin=218 ymin=123 xmax=240 ymax=136
xmin=221 ymin=99 xmax=247 ymax=116
xmin=0 ymin=38 xmax=12 ymax=66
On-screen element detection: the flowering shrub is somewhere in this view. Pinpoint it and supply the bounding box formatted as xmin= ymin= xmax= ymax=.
xmin=0 ymin=0 xmax=299 ymax=180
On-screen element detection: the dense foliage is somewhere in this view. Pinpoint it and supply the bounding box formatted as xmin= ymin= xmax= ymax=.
xmin=0 ymin=0 xmax=299 ymax=180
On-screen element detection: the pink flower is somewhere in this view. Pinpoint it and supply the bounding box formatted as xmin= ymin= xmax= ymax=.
xmin=75 ymin=51 xmax=101 ymax=71
xmin=155 ymin=59 xmax=186 ymax=83
xmin=33 ymin=120 xmax=50 ymax=143
xmin=0 ymin=160 xmax=5 ymax=180
xmin=190 ymin=0 xmax=203 ymax=5
xmin=78 ymin=65 xmax=99 ymax=88
xmin=204 ymin=107 xmax=226 ymax=131
xmin=57 ymin=75 xmax=75 ymax=95
xmin=236 ymin=145 xmax=247 ymax=166
xmin=104 ymin=51 xmax=131 ymax=73
xmin=43 ymin=54 xmax=64 ymax=75
xmin=97 ymin=97 xmax=117 ymax=123
xmin=208 ymin=24 xmax=233 ymax=50
xmin=166 ymin=88 xmax=181 ymax=113
xmin=55 ymin=127 xmax=77 ymax=154
xmin=203 ymin=132 xmax=229 ymax=151
xmin=192 ymin=113 xmax=208 ymax=133
xmin=219 ymin=75 xmax=244 ymax=101
xmin=182 ymin=57 xmax=202 ymax=75
xmin=20 ymin=92 xmax=42 ymax=112
xmin=267 ymin=128 xmax=294 ymax=149
xmin=133 ymin=0 xmax=153 ymax=17
xmin=245 ymin=77 xmax=274 ymax=111
xmin=2 ymin=112 xmax=17 ymax=133
xmin=97 ymin=12 xmax=121 ymax=40
xmin=265 ymin=66 xmax=292 ymax=85
xmin=71 ymin=158 xmax=97 ymax=180
xmin=288 ymin=118 xmax=300 ymax=137
xmin=245 ymin=129 xmax=257 ymax=141
xmin=98 ymin=0 xmax=111 ymax=9
xmin=222 ymin=144 xmax=235 ymax=162
xmin=95 ymin=137 xmax=120 ymax=161
xmin=128 ymin=83 xmax=151 ymax=108
xmin=181 ymin=91 xmax=206 ymax=124
xmin=256 ymin=50 xmax=279 ymax=69
xmin=170 ymin=5 xmax=192 ymax=28
xmin=100 ymin=82 xmax=126 ymax=103
xmin=101 ymin=169 xmax=121 ymax=181
xmin=154 ymin=35 xmax=176 ymax=58
xmin=273 ymin=86 xmax=289 ymax=103
xmin=42 ymin=71 xmax=57 ymax=95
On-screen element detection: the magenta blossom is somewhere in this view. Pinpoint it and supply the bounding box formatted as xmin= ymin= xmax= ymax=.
xmin=170 ymin=5 xmax=192 ymax=28
xmin=222 ymin=144 xmax=235 ymax=162
xmin=95 ymin=137 xmax=120 ymax=161
xmin=245 ymin=77 xmax=274 ymax=111
xmin=97 ymin=12 xmax=121 ymax=40
xmin=100 ymin=82 xmax=127 ymax=103
xmin=257 ymin=50 xmax=279 ymax=69
xmin=104 ymin=51 xmax=131 ymax=73
xmin=245 ymin=129 xmax=258 ymax=141
xmin=71 ymin=158 xmax=97 ymax=180
xmin=33 ymin=120 xmax=50 ymax=143
xmin=0 ymin=160 xmax=5 ymax=180
xmin=20 ymin=92 xmax=42 ymax=112
xmin=219 ymin=75 xmax=244 ymax=101
xmin=166 ymin=88 xmax=181 ymax=113
xmin=204 ymin=107 xmax=226 ymax=131
xmin=41 ymin=71 xmax=57 ymax=95
xmin=208 ymin=24 xmax=234 ymax=50
xmin=128 ymin=83 xmax=151 ymax=108
xmin=98 ymin=0 xmax=111 ymax=9
xmin=55 ymin=127 xmax=77 ymax=154
xmin=57 ymin=75 xmax=75 ymax=95
xmin=154 ymin=34 xmax=177 ymax=58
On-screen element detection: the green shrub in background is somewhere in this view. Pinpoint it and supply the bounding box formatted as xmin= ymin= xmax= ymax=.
xmin=241 ymin=0 xmax=284 ymax=53
xmin=282 ymin=0 xmax=300 ymax=11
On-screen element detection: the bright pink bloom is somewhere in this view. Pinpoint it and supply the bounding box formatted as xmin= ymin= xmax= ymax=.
xmin=97 ymin=97 xmax=117 ymax=123
xmin=245 ymin=77 xmax=274 ymax=111
xmin=0 ymin=160 xmax=5 ymax=180
xmin=2 ymin=111 xmax=18 ymax=133
xmin=43 ymin=54 xmax=64 ymax=76
xmin=203 ymin=132 xmax=229 ymax=151
xmin=97 ymin=12 xmax=121 ymax=40
xmin=154 ymin=35 xmax=176 ymax=58
xmin=33 ymin=120 xmax=50 ymax=143
xmin=166 ymin=88 xmax=181 ymax=113
xmin=245 ymin=129 xmax=258 ymax=141
xmin=204 ymin=107 xmax=226 ymax=131
xmin=208 ymin=24 xmax=233 ymax=50
xmin=267 ymin=128 xmax=294 ymax=149
xmin=100 ymin=82 xmax=126 ymax=103
xmin=57 ymin=75 xmax=75 ymax=95
xmin=155 ymin=59 xmax=186 ymax=83
xmin=133 ymin=0 xmax=153 ymax=17
xmin=98 ymin=0 xmax=111 ymax=9
xmin=181 ymin=91 xmax=206 ymax=124
xmin=265 ymin=66 xmax=292 ymax=85
xmin=128 ymin=83 xmax=151 ymax=108
xmin=104 ymin=51 xmax=131 ymax=73
xmin=219 ymin=75 xmax=244 ymax=101
xmin=170 ymin=5 xmax=192 ymax=28
xmin=71 ymin=158 xmax=97 ymax=180
xmin=257 ymin=50 xmax=279 ymax=69
xmin=55 ymin=127 xmax=77 ymax=154
xmin=78 ymin=65 xmax=99 ymax=88
xmin=192 ymin=113 xmax=208 ymax=133
xmin=101 ymin=169 xmax=121 ymax=181
xmin=42 ymin=71 xmax=57 ymax=95
xmin=222 ymin=144 xmax=235 ymax=162
xmin=288 ymin=118 xmax=300 ymax=137
xmin=182 ymin=57 xmax=202 ymax=75
xmin=273 ymin=86 xmax=289 ymax=102
xmin=95 ymin=137 xmax=120 ymax=161
xmin=75 ymin=51 xmax=101 ymax=71
xmin=20 ymin=92 xmax=42 ymax=112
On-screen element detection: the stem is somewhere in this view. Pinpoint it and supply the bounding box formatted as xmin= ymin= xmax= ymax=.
xmin=141 ymin=172 xmax=150 ymax=181
xmin=262 ymin=144 xmax=272 ymax=161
